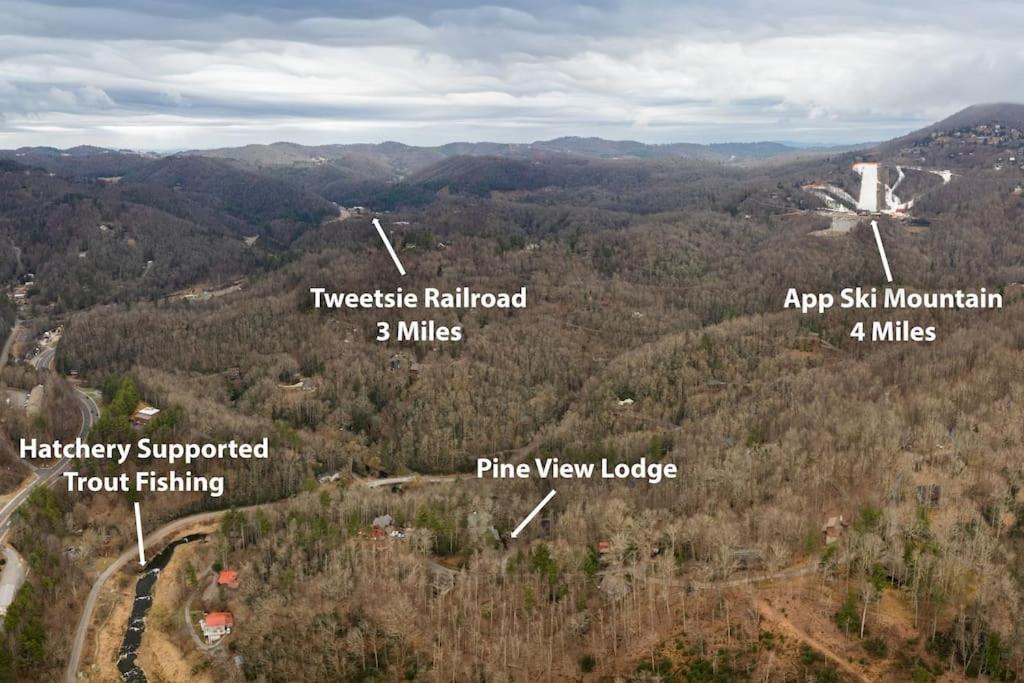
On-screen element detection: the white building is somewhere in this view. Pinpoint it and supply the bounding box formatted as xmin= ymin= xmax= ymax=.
xmin=200 ymin=612 xmax=234 ymax=643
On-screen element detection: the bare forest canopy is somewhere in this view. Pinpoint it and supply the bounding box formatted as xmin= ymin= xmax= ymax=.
xmin=2 ymin=104 xmax=1024 ymax=681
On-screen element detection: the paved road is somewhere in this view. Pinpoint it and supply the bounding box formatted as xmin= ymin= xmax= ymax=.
xmin=30 ymin=346 xmax=55 ymax=371
xmin=0 ymin=328 xmax=98 ymax=636
xmin=0 ymin=389 xmax=96 ymax=537
xmin=64 ymin=506 xmax=259 ymax=683
xmin=66 ymin=472 xmax=462 ymax=681
xmin=0 ymin=386 xmax=98 ymax=635
xmin=364 ymin=474 xmax=466 ymax=489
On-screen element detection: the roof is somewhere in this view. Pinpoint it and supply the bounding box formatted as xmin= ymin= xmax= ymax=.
xmin=217 ymin=570 xmax=239 ymax=586
xmin=136 ymin=406 xmax=160 ymax=417
xmin=822 ymin=515 xmax=848 ymax=531
xmin=204 ymin=612 xmax=234 ymax=628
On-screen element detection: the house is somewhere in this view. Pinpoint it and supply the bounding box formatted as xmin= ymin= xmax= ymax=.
xmin=11 ymin=284 xmax=29 ymax=305
xmin=130 ymin=405 xmax=160 ymax=427
xmin=372 ymin=514 xmax=393 ymax=529
xmin=217 ymin=570 xmax=240 ymax=589
xmin=200 ymin=612 xmax=234 ymax=643
xmin=731 ymin=549 xmax=763 ymax=571
xmin=596 ymin=540 xmax=611 ymax=555
xmin=822 ymin=515 xmax=849 ymax=545
xmin=317 ymin=471 xmax=342 ymax=484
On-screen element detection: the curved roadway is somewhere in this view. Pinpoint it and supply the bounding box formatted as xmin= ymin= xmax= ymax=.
xmin=64 ymin=509 xmax=235 ymax=683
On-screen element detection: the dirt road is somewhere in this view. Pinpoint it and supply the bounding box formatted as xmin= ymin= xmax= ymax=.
xmin=754 ymin=597 xmax=870 ymax=682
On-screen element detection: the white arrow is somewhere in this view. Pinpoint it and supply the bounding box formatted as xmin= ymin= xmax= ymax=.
xmin=134 ymin=502 xmax=146 ymax=566
xmin=372 ymin=218 xmax=407 ymax=276
xmin=870 ymin=220 xmax=893 ymax=283
xmin=510 ymin=489 xmax=556 ymax=539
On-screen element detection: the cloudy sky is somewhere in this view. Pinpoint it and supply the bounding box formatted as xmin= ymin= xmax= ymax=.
xmin=0 ymin=0 xmax=1021 ymax=149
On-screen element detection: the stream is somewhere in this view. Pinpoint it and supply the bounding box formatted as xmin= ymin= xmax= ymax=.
xmin=116 ymin=533 xmax=207 ymax=682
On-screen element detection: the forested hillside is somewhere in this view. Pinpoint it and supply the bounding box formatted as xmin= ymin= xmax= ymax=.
xmin=5 ymin=107 xmax=1024 ymax=681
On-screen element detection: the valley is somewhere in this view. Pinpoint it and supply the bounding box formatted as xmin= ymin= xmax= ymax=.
xmin=0 ymin=103 xmax=1023 ymax=682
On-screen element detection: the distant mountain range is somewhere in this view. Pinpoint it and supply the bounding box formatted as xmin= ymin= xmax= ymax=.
xmin=6 ymin=102 xmax=1023 ymax=177
xmin=190 ymin=137 xmax=858 ymax=174
xmin=0 ymin=103 xmax=1020 ymax=312
xmin=0 ymin=137 xmax=862 ymax=182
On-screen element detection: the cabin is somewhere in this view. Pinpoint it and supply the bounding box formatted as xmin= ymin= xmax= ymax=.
xmin=130 ymin=405 xmax=160 ymax=427
xmin=731 ymin=549 xmax=764 ymax=571
xmin=318 ymin=471 xmax=342 ymax=484
xmin=822 ymin=515 xmax=849 ymax=545
xmin=200 ymin=612 xmax=234 ymax=643
xmin=217 ymin=570 xmax=240 ymax=589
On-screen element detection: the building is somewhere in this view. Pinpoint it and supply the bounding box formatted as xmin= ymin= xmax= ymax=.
xmin=731 ymin=549 xmax=764 ymax=571
xmin=217 ymin=570 xmax=240 ymax=589
xmin=130 ymin=405 xmax=160 ymax=427
xmin=317 ymin=471 xmax=342 ymax=484
xmin=822 ymin=515 xmax=849 ymax=545
xmin=11 ymin=284 xmax=29 ymax=306
xmin=200 ymin=612 xmax=234 ymax=643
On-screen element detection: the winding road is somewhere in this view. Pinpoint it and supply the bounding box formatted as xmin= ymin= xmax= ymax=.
xmin=64 ymin=474 xmax=462 ymax=681
xmin=64 ymin=509 xmax=237 ymax=683
xmin=0 ymin=321 xmax=99 ymax=536
xmin=0 ymin=383 xmax=99 ymax=535
xmin=0 ymin=319 xmax=99 ymax=636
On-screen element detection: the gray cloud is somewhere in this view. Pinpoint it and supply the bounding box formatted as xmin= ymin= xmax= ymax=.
xmin=0 ymin=0 xmax=1021 ymax=148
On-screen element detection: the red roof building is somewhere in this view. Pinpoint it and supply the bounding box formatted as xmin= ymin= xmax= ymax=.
xmin=130 ymin=404 xmax=160 ymax=427
xmin=200 ymin=611 xmax=234 ymax=643
xmin=205 ymin=612 xmax=234 ymax=628
xmin=217 ymin=569 xmax=240 ymax=589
